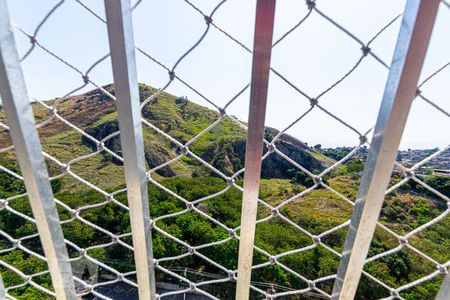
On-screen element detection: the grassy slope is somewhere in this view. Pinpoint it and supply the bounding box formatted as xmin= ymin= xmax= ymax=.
xmin=0 ymin=161 xmax=447 ymax=299
xmin=0 ymin=85 xmax=448 ymax=299
xmin=0 ymin=84 xmax=249 ymax=191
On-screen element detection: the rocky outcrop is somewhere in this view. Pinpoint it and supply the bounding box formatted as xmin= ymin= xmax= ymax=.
xmin=82 ymin=120 xmax=176 ymax=176
xmin=200 ymin=138 xmax=322 ymax=179
xmin=15 ymin=83 xmax=324 ymax=180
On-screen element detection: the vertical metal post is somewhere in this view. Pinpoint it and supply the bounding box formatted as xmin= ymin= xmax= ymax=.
xmin=0 ymin=1 xmax=76 ymax=299
xmin=236 ymin=1 xmax=276 ymax=299
xmin=0 ymin=273 xmax=5 ymax=299
xmin=331 ymin=1 xmax=439 ymax=299
xmin=436 ymin=273 xmax=450 ymax=300
xmin=104 ymin=0 xmax=156 ymax=299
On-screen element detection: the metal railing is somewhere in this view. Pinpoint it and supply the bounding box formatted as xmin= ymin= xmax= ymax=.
xmin=0 ymin=0 xmax=448 ymax=299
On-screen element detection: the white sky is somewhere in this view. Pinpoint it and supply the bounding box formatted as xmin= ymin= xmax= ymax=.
xmin=5 ymin=0 xmax=450 ymax=149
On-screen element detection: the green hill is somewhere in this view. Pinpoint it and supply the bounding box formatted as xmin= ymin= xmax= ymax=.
xmin=1 ymin=83 xmax=325 ymax=191
xmin=0 ymin=84 xmax=448 ymax=300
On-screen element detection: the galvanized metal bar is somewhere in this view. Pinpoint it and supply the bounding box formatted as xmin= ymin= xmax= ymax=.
xmin=331 ymin=1 xmax=439 ymax=299
xmin=235 ymin=1 xmax=276 ymax=299
xmin=0 ymin=273 xmax=5 ymax=299
xmin=436 ymin=273 xmax=450 ymax=300
xmin=0 ymin=0 xmax=77 ymax=299
xmin=104 ymin=0 xmax=156 ymax=299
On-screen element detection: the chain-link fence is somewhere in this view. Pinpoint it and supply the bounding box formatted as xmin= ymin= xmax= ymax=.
xmin=0 ymin=0 xmax=449 ymax=299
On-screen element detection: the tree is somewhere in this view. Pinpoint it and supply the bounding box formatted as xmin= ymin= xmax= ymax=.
xmin=347 ymin=160 xmax=364 ymax=173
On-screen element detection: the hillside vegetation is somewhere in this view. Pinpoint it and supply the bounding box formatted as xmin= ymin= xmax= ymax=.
xmin=0 ymin=84 xmax=322 ymax=190
xmin=0 ymin=85 xmax=448 ymax=299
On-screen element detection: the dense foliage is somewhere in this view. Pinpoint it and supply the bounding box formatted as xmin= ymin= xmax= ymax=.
xmin=0 ymin=86 xmax=448 ymax=299
xmin=0 ymin=156 xmax=448 ymax=299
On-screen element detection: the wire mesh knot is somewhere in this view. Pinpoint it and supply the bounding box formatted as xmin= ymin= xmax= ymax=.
xmin=228 ymin=228 xmax=236 ymax=237
xmin=269 ymin=256 xmax=277 ymax=265
xmin=49 ymin=106 xmax=57 ymax=116
xmin=404 ymin=169 xmax=414 ymax=179
xmin=79 ymin=249 xmax=87 ymax=257
xmin=0 ymin=200 xmax=6 ymax=210
xmin=186 ymin=202 xmax=194 ymax=211
xmin=82 ymin=74 xmax=89 ymax=84
xmin=71 ymin=208 xmax=79 ymax=218
xmin=29 ymin=36 xmax=37 ymax=44
xmin=361 ymin=45 xmax=371 ymax=57
xmin=204 ymin=15 xmax=213 ymax=25
xmin=271 ymin=208 xmax=279 ymax=217
xmin=398 ymin=236 xmax=408 ymax=245
xmin=168 ymin=71 xmax=176 ymax=80
xmin=437 ymin=265 xmax=448 ymax=275
xmin=153 ymin=259 xmax=159 ymax=267
xmin=62 ymin=164 xmax=70 ymax=174
xmin=390 ymin=288 xmax=400 ymax=298
xmin=111 ymin=235 xmax=120 ymax=244
xmin=313 ymin=176 xmax=322 ymax=185
xmin=12 ymin=239 xmax=20 ymax=248
xmin=309 ymin=98 xmax=318 ymax=107
xmin=228 ymin=270 xmax=236 ymax=280
xmin=226 ymin=177 xmax=234 ymax=187
xmin=97 ymin=142 xmax=105 ymax=151
xmin=219 ymin=107 xmax=226 ymax=116
xmin=312 ymin=235 xmax=321 ymax=245
xmin=267 ymin=143 xmax=276 ymax=153
xmin=188 ymin=246 xmax=195 ymax=255
xmin=308 ymin=280 xmax=316 ymax=289
xmin=106 ymin=194 xmax=113 ymax=203
xmin=359 ymin=135 xmax=368 ymax=144
xmin=179 ymin=146 xmax=189 ymax=156
xmin=149 ymin=219 xmax=155 ymax=229
xmin=306 ymin=0 xmax=316 ymax=10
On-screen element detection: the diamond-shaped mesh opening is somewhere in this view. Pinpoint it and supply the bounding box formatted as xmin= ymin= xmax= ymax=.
xmin=407 ymin=214 xmax=450 ymax=264
xmin=365 ymin=247 xmax=439 ymax=290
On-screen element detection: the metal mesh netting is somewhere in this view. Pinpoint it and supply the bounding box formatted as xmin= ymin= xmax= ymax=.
xmin=0 ymin=0 xmax=448 ymax=299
